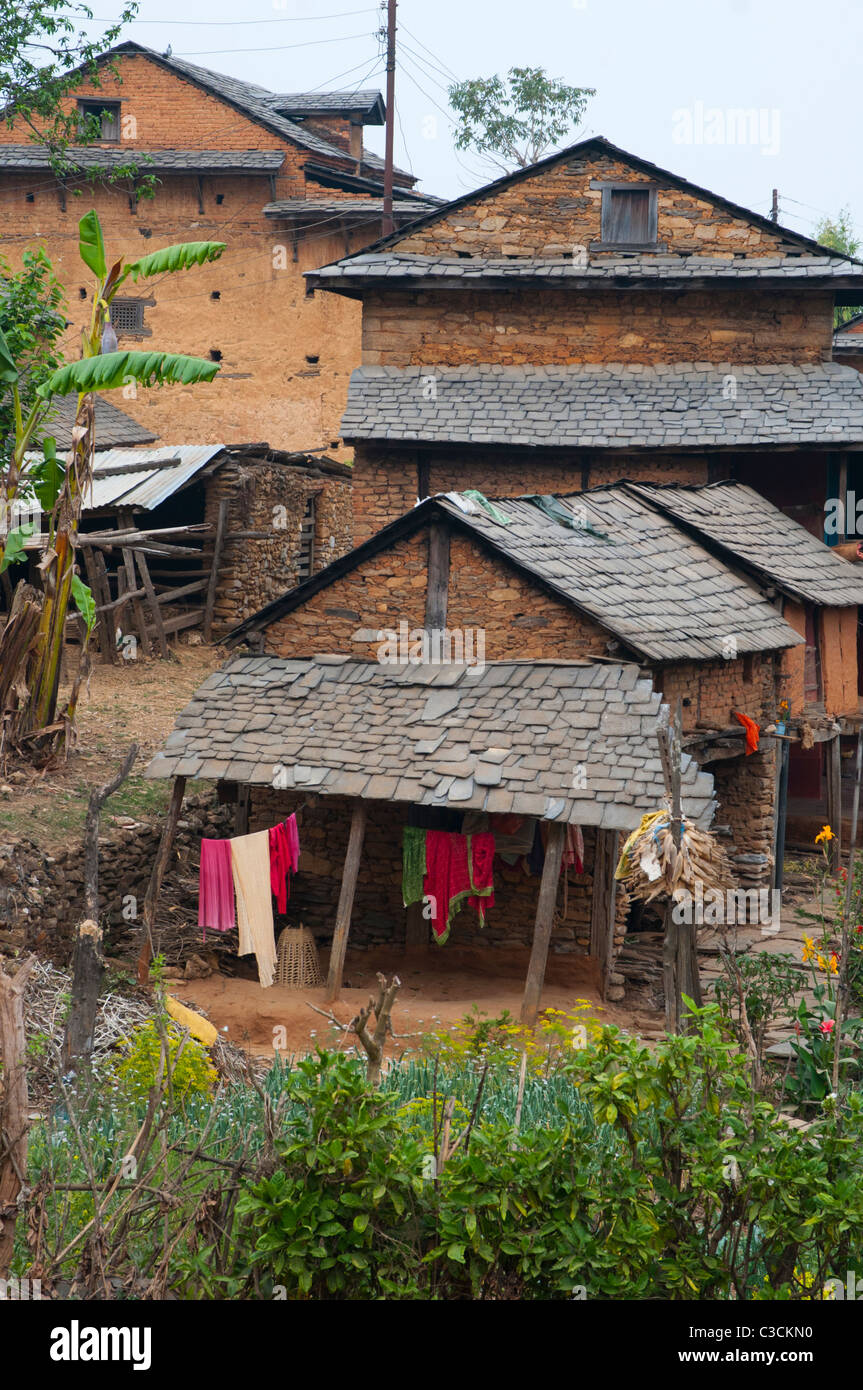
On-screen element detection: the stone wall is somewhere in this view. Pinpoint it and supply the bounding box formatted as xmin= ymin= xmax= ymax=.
xmin=393 ymin=149 xmax=807 ymax=260
xmin=361 ymin=285 xmax=833 ymax=368
xmin=204 ymin=455 xmax=352 ymax=633
xmin=249 ymin=788 xmax=625 ymax=971
xmin=0 ymin=794 xmax=234 ymax=964
xmin=351 ymin=445 xmax=712 ymax=544
xmin=264 ymin=527 xmax=613 ymax=662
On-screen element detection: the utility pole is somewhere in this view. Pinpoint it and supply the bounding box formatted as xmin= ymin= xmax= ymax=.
xmin=770 ymin=188 xmax=779 ymax=223
xmin=382 ymin=0 xmax=396 ymax=237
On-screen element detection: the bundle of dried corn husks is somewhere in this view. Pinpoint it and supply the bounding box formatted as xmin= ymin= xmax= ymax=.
xmin=614 ymin=808 xmax=733 ymax=904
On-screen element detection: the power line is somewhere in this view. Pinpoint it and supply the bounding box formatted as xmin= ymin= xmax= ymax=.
xmin=175 ymin=33 xmax=373 ymax=57
xmin=399 ymin=23 xmax=460 ymax=83
xmin=91 ymin=8 xmax=378 ymax=24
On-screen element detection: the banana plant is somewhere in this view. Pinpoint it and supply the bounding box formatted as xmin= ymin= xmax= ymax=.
xmin=3 ymin=210 xmax=225 ymax=750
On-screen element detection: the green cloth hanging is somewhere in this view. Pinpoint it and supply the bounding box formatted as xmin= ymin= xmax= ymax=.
xmin=525 ymin=493 xmax=612 ymax=541
xmin=461 ymin=489 xmax=512 ymax=526
xmin=402 ymin=826 xmax=427 ymax=907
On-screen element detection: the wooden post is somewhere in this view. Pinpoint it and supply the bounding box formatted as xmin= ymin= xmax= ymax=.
xmin=589 ymin=828 xmax=618 ymax=998
xmin=425 ymin=520 xmax=450 ymax=632
xmin=81 ymin=545 xmax=114 ymax=663
xmin=134 ymin=549 xmax=170 ymax=660
xmin=203 ymin=497 xmax=228 ymax=643
xmin=136 ymin=775 xmax=186 ymax=985
xmin=121 ymin=547 xmax=150 ymax=659
xmin=63 ymin=744 xmax=138 ymax=1069
xmin=326 ymin=799 xmax=367 ymax=1002
xmin=520 ymin=820 xmax=566 ymax=1026
xmin=773 ymin=738 xmax=790 ymax=892
xmin=0 ymin=954 xmax=35 ymax=1277
xmin=826 ymin=734 xmax=843 ymax=873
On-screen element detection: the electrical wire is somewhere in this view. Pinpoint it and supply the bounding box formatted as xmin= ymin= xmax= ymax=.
xmin=90 ymin=8 xmax=379 ymax=25
xmin=175 ymin=33 xmax=374 ymax=58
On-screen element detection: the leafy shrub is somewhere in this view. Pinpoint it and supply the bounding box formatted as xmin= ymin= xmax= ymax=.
xmin=109 ymin=1018 xmax=217 ymax=1109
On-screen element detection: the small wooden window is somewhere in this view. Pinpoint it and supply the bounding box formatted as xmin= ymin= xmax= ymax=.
xmin=110 ymin=298 xmax=146 ymax=336
xmin=78 ymin=101 xmax=121 ymax=141
xmin=297 ymin=496 xmax=316 ymax=581
xmin=593 ymin=182 xmax=660 ymax=249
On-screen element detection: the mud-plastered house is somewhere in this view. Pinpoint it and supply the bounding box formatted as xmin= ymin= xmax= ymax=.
xmin=0 ymin=40 xmax=439 ymax=452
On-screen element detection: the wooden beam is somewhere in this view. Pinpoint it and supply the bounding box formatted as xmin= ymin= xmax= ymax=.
xmin=120 ymin=542 xmax=150 ymax=659
xmin=137 ymin=775 xmax=186 ymax=985
xmin=589 ymin=828 xmax=618 ymax=998
xmin=827 ymin=734 xmax=843 ymax=873
xmin=326 ymin=798 xmax=368 ymax=1002
xmin=203 ymin=497 xmax=228 ymax=642
xmin=134 ymin=548 xmax=170 ymax=659
xmin=425 ymin=520 xmax=450 ymax=631
xmin=146 ymin=607 xmax=205 ymax=639
xmin=81 ymin=545 xmax=115 ymax=663
xmin=520 ymin=820 xmax=566 ymax=1026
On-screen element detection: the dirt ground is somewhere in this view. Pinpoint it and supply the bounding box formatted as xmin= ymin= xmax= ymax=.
xmin=0 ymin=640 xmax=224 ymax=850
xmin=173 ymin=948 xmax=662 ymax=1059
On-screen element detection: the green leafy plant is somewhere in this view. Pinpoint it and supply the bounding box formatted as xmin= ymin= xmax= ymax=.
xmin=448 ymin=66 xmax=595 ymax=174
xmin=109 ymin=1019 xmax=217 ymax=1110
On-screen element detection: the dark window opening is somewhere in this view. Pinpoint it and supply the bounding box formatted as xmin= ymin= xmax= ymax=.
xmin=209 ymin=348 xmax=222 ymax=362
xmin=210 ymin=291 xmax=221 ymax=301
xmin=598 ymin=184 xmax=658 ymax=247
xmin=305 ymin=354 xmax=319 ymax=364
xmin=25 ymin=191 xmax=35 ymax=203
xmin=78 ymin=287 xmax=87 ymax=299
xmin=297 ymin=495 xmax=316 ymax=582
xmin=110 ymin=298 xmax=147 ymax=336
xmin=215 ymin=193 xmax=225 ymax=205
xmin=78 ymin=100 xmax=121 ymax=141
xmin=742 ymin=653 xmax=755 ymax=683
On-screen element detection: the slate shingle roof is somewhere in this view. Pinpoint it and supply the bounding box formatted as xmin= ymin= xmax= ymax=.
xmin=0 ymin=145 xmax=286 ymax=172
xmin=341 ymin=362 xmax=863 ymax=450
xmin=36 ymin=394 xmax=157 ymax=450
xmin=145 ymin=655 xmax=716 ymax=831
xmin=631 ymin=481 xmax=863 ymax=607
xmin=431 ymin=491 xmax=803 ymax=663
xmin=263 ymin=199 xmax=439 ymax=219
xmin=264 ymin=91 xmax=385 ymax=122
xmin=310 ymin=251 xmax=863 ymax=290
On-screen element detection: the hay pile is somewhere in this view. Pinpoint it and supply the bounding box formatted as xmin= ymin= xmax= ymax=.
xmin=614 ymin=809 xmax=733 ymax=905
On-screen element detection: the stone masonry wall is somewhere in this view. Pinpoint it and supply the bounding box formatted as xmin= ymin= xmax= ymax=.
xmin=203 ymin=458 xmax=352 ymax=633
xmin=362 ymin=285 xmax=834 ymax=368
xmin=350 ymin=446 xmax=711 ymax=545
xmin=264 ymin=528 xmax=613 ymax=662
xmin=249 ymin=788 xmax=617 ymax=962
xmin=393 ymin=150 xmax=809 ymax=260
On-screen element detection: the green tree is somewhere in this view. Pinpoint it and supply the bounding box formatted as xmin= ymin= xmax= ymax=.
xmin=816 ymin=206 xmax=862 ymax=325
xmin=0 ymin=211 xmax=225 ymax=753
xmin=448 ymin=66 xmax=595 ymax=175
xmin=0 ymin=248 xmax=67 ymax=475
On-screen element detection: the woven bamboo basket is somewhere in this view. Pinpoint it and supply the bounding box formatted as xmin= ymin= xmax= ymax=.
xmin=275 ymin=925 xmax=323 ymax=989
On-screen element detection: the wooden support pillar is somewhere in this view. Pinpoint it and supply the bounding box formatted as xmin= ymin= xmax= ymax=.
xmin=326 ymin=798 xmax=367 ymax=1002
xmin=0 ymin=954 xmax=35 ymax=1278
xmin=134 ymin=549 xmax=170 ymax=659
xmin=520 ymin=820 xmax=566 ymax=1027
xmin=826 ymin=734 xmax=843 ymax=873
xmin=589 ymin=827 xmax=618 ymax=998
xmin=137 ymin=775 xmax=186 ymax=985
xmin=120 ymin=539 xmax=150 ymax=660
xmin=203 ymin=497 xmax=228 ymax=643
xmin=425 ymin=520 xmax=450 ymax=632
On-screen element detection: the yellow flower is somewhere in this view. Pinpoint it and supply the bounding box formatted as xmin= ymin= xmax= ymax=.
xmin=802 ymin=936 xmax=816 ymax=963
xmin=815 ymin=825 xmax=835 ymax=845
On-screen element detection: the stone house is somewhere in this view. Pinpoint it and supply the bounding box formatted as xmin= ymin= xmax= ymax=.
xmin=227 ymin=482 xmax=863 ymax=888
xmin=72 ymin=441 xmax=352 ymax=641
xmin=305 ymin=133 xmax=863 ymax=541
xmin=147 ymin=652 xmax=716 ymax=1008
xmin=0 ymin=40 xmax=438 ymax=452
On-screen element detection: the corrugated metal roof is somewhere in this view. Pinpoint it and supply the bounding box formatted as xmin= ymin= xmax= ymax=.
xmin=83 ymin=445 xmax=225 ymax=512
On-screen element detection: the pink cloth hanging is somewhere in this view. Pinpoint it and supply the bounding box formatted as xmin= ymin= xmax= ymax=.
xmin=562 ymin=825 xmax=584 ymax=873
xmin=198 ymin=838 xmax=235 ymax=936
xmin=286 ymin=813 xmax=300 ymax=874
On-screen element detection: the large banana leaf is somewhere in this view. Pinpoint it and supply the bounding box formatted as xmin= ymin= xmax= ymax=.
xmin=79 ymin=210 xmax=107 ymax=280
xmin=41 ymin=351 xmax=220 ymax=396
xmin=0 ymin=323 xmax=18 ymax=383
xmin=123 ymin=241 xmax=226 ymax=283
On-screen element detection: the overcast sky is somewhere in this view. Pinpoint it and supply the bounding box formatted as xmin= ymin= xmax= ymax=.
xmin=79 ymin=0 xmax=863 ymax=244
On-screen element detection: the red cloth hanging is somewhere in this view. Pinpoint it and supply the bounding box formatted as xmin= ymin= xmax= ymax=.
xmin=733 ymin=710 xmax=760 ymax=755
xmin=268 ymin=814 xmax=300 ymax=913
xmin=468 ymin=831 xmax=496 ymax=923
